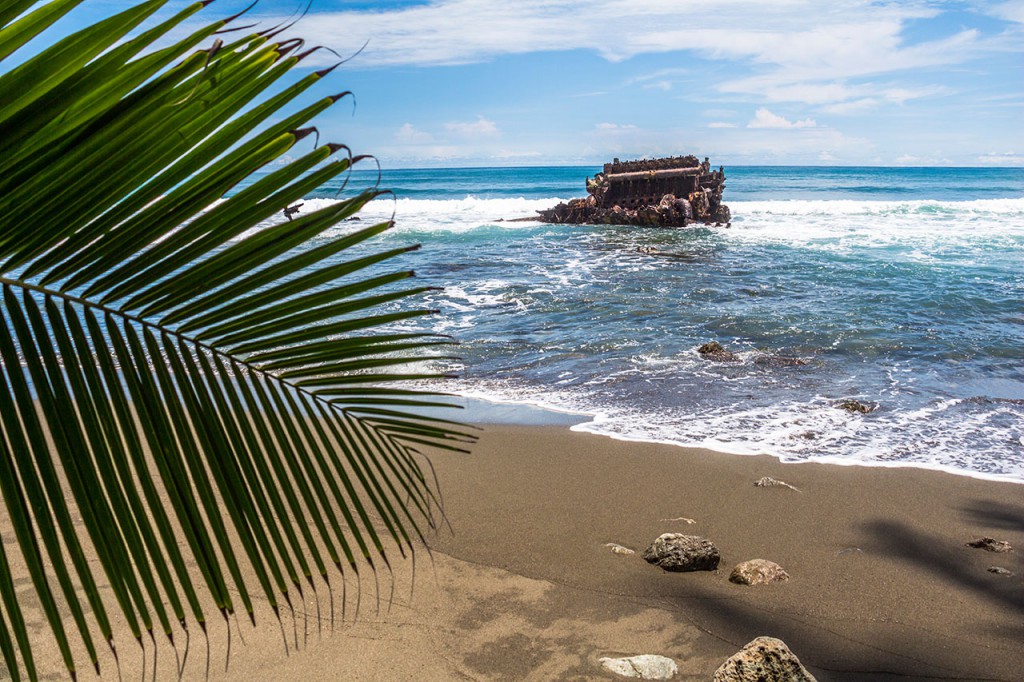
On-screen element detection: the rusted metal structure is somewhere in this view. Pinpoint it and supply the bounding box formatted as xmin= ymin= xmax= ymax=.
xmin=536 ymin=155 xmax=730 ymax=227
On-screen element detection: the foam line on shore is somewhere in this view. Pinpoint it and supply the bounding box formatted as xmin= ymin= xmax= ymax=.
xmin=449 ymin=391 xmax=1024 ymax=485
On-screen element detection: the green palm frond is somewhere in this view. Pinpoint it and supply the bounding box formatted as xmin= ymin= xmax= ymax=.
xmin=0 ymin=2 xmax=474 ymax=679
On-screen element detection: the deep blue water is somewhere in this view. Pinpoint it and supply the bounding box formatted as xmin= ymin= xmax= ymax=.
xmin=248 ymin=165 xmax=1024 ymax=481
xmin=302 ymin=165 xmax=1024 ymax=201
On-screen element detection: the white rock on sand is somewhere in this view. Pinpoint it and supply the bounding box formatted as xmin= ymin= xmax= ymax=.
xmin=599 ymin=654 xmax=678 ymax=679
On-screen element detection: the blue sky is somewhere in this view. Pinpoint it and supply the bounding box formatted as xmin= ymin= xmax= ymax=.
xmin=41 ymin=0 xmax=1024 ymax=166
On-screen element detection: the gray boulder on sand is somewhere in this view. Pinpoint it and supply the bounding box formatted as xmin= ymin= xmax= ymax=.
xmin=713 ymin=637 xmax=817 ymax=682
xmin=642 ymin=533 xmax=720 ymax=572
xmin=599 ymin=654 xmax=678 ymax=679
xmin=729 ymin=559 xmax=790 ymax=585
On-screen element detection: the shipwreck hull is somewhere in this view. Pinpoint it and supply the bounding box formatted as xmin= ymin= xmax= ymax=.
xmin=537 ymin=155 xmax=730 ymax=227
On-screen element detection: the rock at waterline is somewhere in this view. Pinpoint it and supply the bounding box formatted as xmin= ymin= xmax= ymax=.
xmin=836 ymin=398 xmax=877 ymax=414
xmin=729 ymin=559 xmax=790 ymax=586
xmin=697 ymin=341 xmax=740 ymax=363
xmin=642 ymin=533 xmax=720 ymax=572
xmin=967 ymin=537 xmax=1013 ymax=553
xmin=599 ymin=654 xmax=678 ymax=680
xmin=713 ymin=637 xmax=817 ymax=682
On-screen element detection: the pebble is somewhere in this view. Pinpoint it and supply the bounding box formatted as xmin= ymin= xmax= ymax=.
xmin=599 ymin=654 xmax=678 ymax=679
xmin=606 ymin=543 xmax=636 ymax=556
xmin=754 ymin=476 xmax=801 ymax=492
xmin=967 ymin=537 xmax=1013 ymax=553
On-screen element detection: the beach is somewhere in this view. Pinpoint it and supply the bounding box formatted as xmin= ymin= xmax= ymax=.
xmin=15 ymin=419 xmax=1021 ymax=681
xmin=5 ymin=167 xmax=1022 ymax=680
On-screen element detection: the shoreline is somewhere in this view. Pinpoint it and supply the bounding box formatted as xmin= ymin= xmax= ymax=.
xmin=444 ymin=393 xmax=1024 ymax=485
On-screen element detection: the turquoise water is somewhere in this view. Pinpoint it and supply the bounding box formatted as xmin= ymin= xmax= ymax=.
xmin=249 ymin=165 xmax=1024 ymax=480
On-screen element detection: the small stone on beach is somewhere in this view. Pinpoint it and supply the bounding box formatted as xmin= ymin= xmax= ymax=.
xmin=754 ymin=476 xmax=801 ymax=492
xmin=605 ymin=543 xmax=636 ymax=556
xmin=660 ymin=517 xmax=696 ymax=524
xmin=987 ymin=566 xmax=1013 ymax=576
xmin=599 ymin=654 xmax=678 ymax=679
xmin=643 ymin=533 xmax=720 ymax=572
xmin=729 ymin=559 xmax=790 ymax=585
xmin=713 ymin=637 xmax=817 ymax=682
xmin=967 ymin=537 xmax=1012 ymax=553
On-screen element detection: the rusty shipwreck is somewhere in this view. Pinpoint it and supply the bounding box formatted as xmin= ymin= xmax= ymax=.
xmin=536 ymin=155 xmax=730 ymax=227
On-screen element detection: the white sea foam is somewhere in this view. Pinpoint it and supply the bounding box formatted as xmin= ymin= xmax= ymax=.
xmin=446 ymin=379 xmax=1024 ymax=483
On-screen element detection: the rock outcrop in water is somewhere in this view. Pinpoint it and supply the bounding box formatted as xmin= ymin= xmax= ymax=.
xmin=536 ymin=155 xmax=730 ymax=227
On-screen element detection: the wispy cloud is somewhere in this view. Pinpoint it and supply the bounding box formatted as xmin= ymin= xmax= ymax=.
xmin=395 ymin=123 xmax=434 ymax=143
xmin=747 ymin=108 xmax=816 ymax=129
xmin=445 ymin=116 xmax=500 ymax=137
xmin=987 ymin=1 xmax=1024 ymax=24
xmin=977 ymin=151 xmax=1024 ymax=165
xmin=707 ymin=122 xmax=737 ymax=128
xmin=281 ymin=1 xmax=997 ymax=68
xmin=272 ymin=0 xmax=1009 ymax=117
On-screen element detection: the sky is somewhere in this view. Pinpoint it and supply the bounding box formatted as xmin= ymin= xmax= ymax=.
xmin=34 ymin=0 xmax=1024 ymax=166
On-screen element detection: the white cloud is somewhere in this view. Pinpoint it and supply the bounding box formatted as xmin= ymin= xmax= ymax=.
xmin=264 ymin=0 xmax=1001 ymax=117
xmin=708 ymin=122 xmax=737 ymax=128
xmin=627 ymin=67 xmax=690 ymax=91
xmin=280 ymin=1 xmax=981 ymax=70
xmin=987 ymin=1 xmax=1024 ymax=24
xmin=977 ymin=151 xmax=1024 ymax=165
xmin=395 ymin=123 xmax=433 ymax=143
xmin=596 ymin=122 xmax=638 ymax=131
xmin=444 ymin=116 xmax=500 ymax=137
xmin=707 ymin=124 xmax=868 ymax=163
xmin=747 ymin=108 xmax=817 ymax=129
xmin=893 ymin=153 xmax=952 ymax=165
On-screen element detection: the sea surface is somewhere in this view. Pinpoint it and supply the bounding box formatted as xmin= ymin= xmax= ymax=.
xmin=246 ymin=165 xmax=1024 ymax=482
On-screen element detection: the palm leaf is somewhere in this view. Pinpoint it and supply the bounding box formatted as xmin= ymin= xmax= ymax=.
xmin=0 ymin=2 xmax=473 ymax=679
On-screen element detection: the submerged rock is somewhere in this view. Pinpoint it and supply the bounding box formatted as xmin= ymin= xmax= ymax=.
xmin=729 ymin=559 xmax=790 ymax=585
xmin=836 ymin=399 xmax=877 ymax=414
xmin=713 ymin=637 xmax=817 ymax=682
xmin=754 ymin=354 xmax=808 ymax=367
xmin=599 ymin=654 xmax=678 ymax=679
xmin=967 ymin=537 xmax=1013 ymax=553
xmin=698 ymin=341 xmax=740 ymax=363
xmin=642 ymin=533 xmax=720 ymax=572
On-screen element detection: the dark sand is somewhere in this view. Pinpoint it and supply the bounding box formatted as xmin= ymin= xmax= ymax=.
xmin=10 ymin=423 xmax=1024 ymax=680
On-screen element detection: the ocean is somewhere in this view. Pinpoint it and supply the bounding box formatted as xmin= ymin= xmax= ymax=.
xmin=248 ymin=165 xmax=1024 ymax=482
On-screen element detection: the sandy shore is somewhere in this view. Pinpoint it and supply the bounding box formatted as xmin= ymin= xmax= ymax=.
xmin=9 ymin=423 xmax=1024 ymax=680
